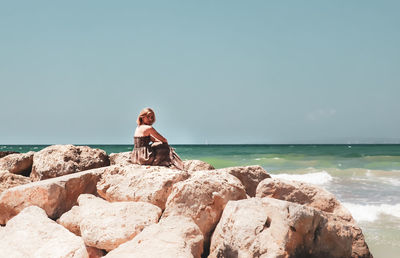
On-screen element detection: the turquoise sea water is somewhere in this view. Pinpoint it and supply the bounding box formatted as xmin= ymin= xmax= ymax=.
xmin=2 ymin=144 xmax=400 ymax=257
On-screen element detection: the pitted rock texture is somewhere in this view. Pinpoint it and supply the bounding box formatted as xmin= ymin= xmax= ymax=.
xmin=209 ymin=197 xmax=371 ymax=258
xmin=30 ymin=144 xmax=110 ymax=181
xmin=0 ymin=166 xmax=107 ymax=225
xmin=0 ymin=170 xmax=32 ymax=195
xmin=162 ymin=170 xmax=247 ymax=244
xmin=0 ymin=206 xmax=88 ymax=258
xmin=97 ymin=165 xmax=189 ymax=210
xmin=58 ymin=194 xmax=162 ymax=251
xmin=0 ymin=151 xmax=34 ymax=175
xmin=105 ymin=216 xmax=204 ymax=258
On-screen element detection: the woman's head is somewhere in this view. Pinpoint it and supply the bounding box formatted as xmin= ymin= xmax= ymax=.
xmin=137 ymin=108 xmax=156 ymax=125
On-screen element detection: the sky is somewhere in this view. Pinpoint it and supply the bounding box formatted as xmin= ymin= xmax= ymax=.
xmin=1 ymin=1 xmax=399 ymax=144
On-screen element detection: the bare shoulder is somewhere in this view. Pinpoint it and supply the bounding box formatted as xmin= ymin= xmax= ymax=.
xmin=135 ymin=125 xmax=153 ymax=136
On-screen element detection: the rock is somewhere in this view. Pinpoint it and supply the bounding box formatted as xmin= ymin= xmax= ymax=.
xmin=183 ymin=160 xmax=215 ymax=172
xmin=189 ymin=165 xmax=270 ymax=197
xmin=255 ymin=178 xmax=371 ymax=257
xmin=59 ymin=194 xmax=162 ymax=251
xmin=86 ymin=246 xmax=106 ymax=258
xmin=220 ymin=165 xmax=270 ymax=197
xmin=0 ymin=166 xmax=109 ymax=225
xmin=0 ymin=170 xmax=32 ymax=195
xmin=0 ymin=206 xmax=88 ymax=257
xmin=256 ymin=178 xmax=353 ymax=221
xmin=109 ymin=151 xmax=132 ymax=166
xmin=0 ymin=151 xmax=34 ymax=175
xmin=31 ymin=144 xmax=110 ymax=181
xmin=58 ymin=205 xmax=82 ymax=236
xmin=105 ymin=216 xmax=204 ymax=258
xmin=209 ymin=197 xmax=362 ymax=258
xmin=97 ymin=165 xmax=189 ymax=210
xmin=162 ymin=170 xmax=247 ymax=244
xmin=0 ymin=151 xmax=19 ymax=159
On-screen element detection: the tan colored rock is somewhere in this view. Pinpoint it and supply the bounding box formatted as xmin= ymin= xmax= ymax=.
xmin=256 ymin=178 xmax=353 ymax=221
xmin=0 ymin=151 xmax=19 ymax=159
xmin=31 ymin=144 xmax=110 ymax=181
xmin=105 ymin=216 xmax=204 ymax=258
xmin=59 ymin=194 xmax=162 ymax=251
xmin=162 ymin=170 xmax=247 ymax=244
xmin=0 ymin=151 xmax=34 ymax=175
xmin=220 ymin=165 xmax=270 ymax=197
xmin=0 ymin=170 xmax=32 ymax=195
xmin=183 ymin=160 xmax=215 ymax=172
xmin=97 ymin=165 xmax=189 ymax=210
xmin=86 ymin=246 xmax=106 ymax=258
xmin=109 ymin=151 xmax=131 ymax=166
xmin=58 ymin=205 xmax=82 ymax=236
xmin=209 ymin=197 xmax=366 ymax=258
xmin=255 ymin=178 xmax=371 ymax=257
xmin=0 ymin=166 xmax=109 ymax=225
xmin=0 ymin=206 xmax=88 ymax=258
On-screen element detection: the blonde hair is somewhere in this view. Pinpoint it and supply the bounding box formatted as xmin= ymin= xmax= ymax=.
xmin=137 ymin=108 xmax=156 ymax=125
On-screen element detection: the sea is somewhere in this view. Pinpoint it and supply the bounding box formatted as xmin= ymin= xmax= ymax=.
xmin=2 ymin=144 xmax=400 ymax=258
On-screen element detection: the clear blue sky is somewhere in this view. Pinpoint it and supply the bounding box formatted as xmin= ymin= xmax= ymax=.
xmin=1 ymin=1 xmax=399 ymax=144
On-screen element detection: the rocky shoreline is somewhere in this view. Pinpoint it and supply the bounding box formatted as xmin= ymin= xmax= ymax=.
xmin=0 ymin=145 xmax=372 ymax=257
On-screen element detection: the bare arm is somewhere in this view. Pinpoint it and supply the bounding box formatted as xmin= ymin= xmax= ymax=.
xmin=148 ymin=127 xmax=168 ymax=143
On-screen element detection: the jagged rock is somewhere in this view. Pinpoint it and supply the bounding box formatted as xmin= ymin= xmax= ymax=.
xmin=256 ymin=178 xmax=353 ymax=221
xmin=105 ymin=216 xmax=204 ymax=258
xmin=0 ymin=151 xmax=34 ymax=175
xmin=183 ymin=160 xmax=215 ymax=172
xmin=209 ymin=197 xmax=371 ymax=258
xmin=58 ymin=194 xmax=162 ymax=251
xmin=30 ymin=144 xmax=110 ymax=181
xmin=86 ymin=246 xmax=106 ymax=258
xmin=97 ymin=165 xmax=189 ymax=210
xmin=255 ymin=178 xmax=371 ymax=257
xmin=0 ymin=151 xmax=19 ymax=159
xmin=109 ymin=152 xmax=131 ymax=166
xmin=189 ymin=165 xmax=270 ymax=197
xmin=0 ymin=170 xmax=32 ymax=195
xmin=219 ymin=165 xmax=270 ymax=197
xmin=162 ymin=170 xmax=247 ymax=245
xmin=0 ymin=206 xmax=88 ymax=257
xmin=0 ymin=166 xmax=109 ymax=225
xmin=58 ymin=205 xmax=82 ymax=236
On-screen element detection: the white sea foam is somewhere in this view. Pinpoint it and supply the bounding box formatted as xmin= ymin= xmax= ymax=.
xmin=271 ymin=171 xmax=333 ymax=185
xmin=343 ymin=203 xmax=400 ymax=222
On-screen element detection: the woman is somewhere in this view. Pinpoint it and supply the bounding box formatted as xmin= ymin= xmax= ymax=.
xmin=131 ymin=108 xmax=184 ymax=170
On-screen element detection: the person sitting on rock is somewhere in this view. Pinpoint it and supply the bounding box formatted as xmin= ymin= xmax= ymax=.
xmin=130 ymin=107 xmax=184 ymax=170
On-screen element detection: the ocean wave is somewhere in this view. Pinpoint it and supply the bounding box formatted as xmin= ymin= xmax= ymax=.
xmin=271 ymin=171 xmax=333 ymax=185
xmin=343 ymin=203 xmax=400 ymax=222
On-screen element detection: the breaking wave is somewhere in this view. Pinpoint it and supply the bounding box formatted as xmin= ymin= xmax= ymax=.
xmin=270 ymin=171 xmax=333 ymax=185
xmin=343 ymin=203 xmax=400 ymax=222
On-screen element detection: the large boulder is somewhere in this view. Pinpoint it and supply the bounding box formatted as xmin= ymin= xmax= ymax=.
xmin=189 ymin=165 xmax=270 ymax=197
xmin=162 ymin=170 xmax=247 ymax=244
xmin=256 ymin=178 xmax=353 ymax=221
xmin=183 ymin=160 xmax=215 ymax=172
xmin=219 ymin=165 xmax=270 ymax=197
xmin=109 ymin=152 xmax=131 ymax=166
xmin=0 ymin=206 xmax=88 ymax=257
xmin=58 ymin=194 xmax=162 ymax=251
xmin=0 ymin=166 xmax=109 ymax=225
xmin=0 ymin=151 xmax=34 ymax=175
xmin=0 ymin=170 xmax=32 ymax=195
xmin=255 ymin=178 xmax=371 ymax=257
xmin=97 ymin=165 xmax=189 ymax=210
xmin=31 ymin=144 xmax=110 ymax=181
xmin=105 ymin=216 xmax=204 ymax=258
xmin=209 ymin=197 xmax=370 ymax=258
xmin=0 ymin=151 xmax=19 ymax=159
